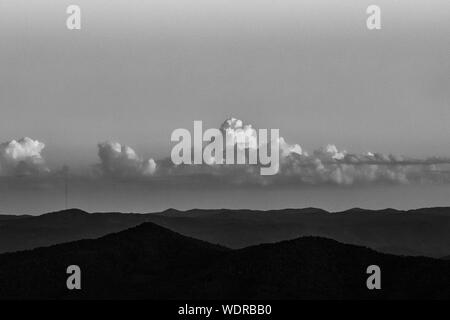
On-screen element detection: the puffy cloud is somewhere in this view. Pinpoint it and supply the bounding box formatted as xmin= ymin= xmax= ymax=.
xmin=279 ymin=137 xmax=303 ymax=157
xmin=220 ymin=117 xmax=258 ymax=149
xmin=97 ymin=142 xmax=156 ymax=178
xmin=0 ymin=137 xmax=49 ymax=176
xmin=314 ymin=144 xmax=346 ymax=160
xmin=219 ymin=118 xmax=303 ymax=161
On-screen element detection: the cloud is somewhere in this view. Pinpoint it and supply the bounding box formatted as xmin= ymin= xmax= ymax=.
xmin=94 ymin=117 xmax=450 ymax=186
xmin=279 ymin=137 xmax=303 ymax=157
xmin=314 ymin=144 xmax=346 ymax=160
xmin=0 ymin=137 xmax=49 ymax=176
xmin=220 ymin=117 xmax=258 ymax=149
xmin=97 ymin=142 xmax=156 ymax=178
xmin=164 ymin=117 xmax=450 ymax=186
xmin=6 ymin=119 xmax=444 ymax=187
xmin=276 ymin=143 xmax=450 ymax=185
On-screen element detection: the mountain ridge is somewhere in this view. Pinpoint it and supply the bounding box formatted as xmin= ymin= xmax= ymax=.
xmin=1 ymin=207 xmax=450 ymax=258
xmin=0 ymin=221 xmax=449 ymax=299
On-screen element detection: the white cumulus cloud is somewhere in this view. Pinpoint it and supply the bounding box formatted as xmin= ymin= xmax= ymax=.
xmin=0 ymin=137 xmax=49 ymax=176
xmin=97 ymin=142 xmax=157 ymax=178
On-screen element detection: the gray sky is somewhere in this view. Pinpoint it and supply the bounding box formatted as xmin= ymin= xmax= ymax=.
xmin=0 ymin=0 xmax=449 ymax=213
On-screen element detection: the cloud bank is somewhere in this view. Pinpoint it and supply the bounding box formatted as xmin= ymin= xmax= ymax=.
xmin=168 ymin=118 xmax=450 ymax=185
xmin=277 ymin=145 xmax=449 ymax=186
xmin=3 ymin=119 xmax=450 ymax=187
xmin=211 ymin=118 xmax=450 ymax=185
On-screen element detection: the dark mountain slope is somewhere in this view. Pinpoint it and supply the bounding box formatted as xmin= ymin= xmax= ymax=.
xmin=0 ymin=214 xmax=30 ymax=222
xmin=194 ymin=237 xmax=450 ymax=299
xmin=0 ymin=222 xmax=228 ymax=299
xmin=0 ymin=222 xmax=449 ymax=299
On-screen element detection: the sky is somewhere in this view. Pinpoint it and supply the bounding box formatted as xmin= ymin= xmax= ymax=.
xmin=0 ymin=0 xmax=449 ymax=213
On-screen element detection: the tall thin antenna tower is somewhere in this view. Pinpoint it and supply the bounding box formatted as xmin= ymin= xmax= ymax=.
xmin=63 ymin=165 xmax=69 ymax=210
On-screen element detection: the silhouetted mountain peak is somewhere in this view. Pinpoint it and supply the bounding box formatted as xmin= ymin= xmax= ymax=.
xmin=115 ymin=221 xmax=179 ymax=236
xmin=38 ymin=209 xmax=91 ymax=222
xmin=161 ymin=208 xmax=182 ymax=215
xmin=96 ymin=221 xmax=230 ymax=254
xmin=43 ymin=208 xmax=89 ymax=217
xmin=342 ymin=207 xmax=365 ymax=213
